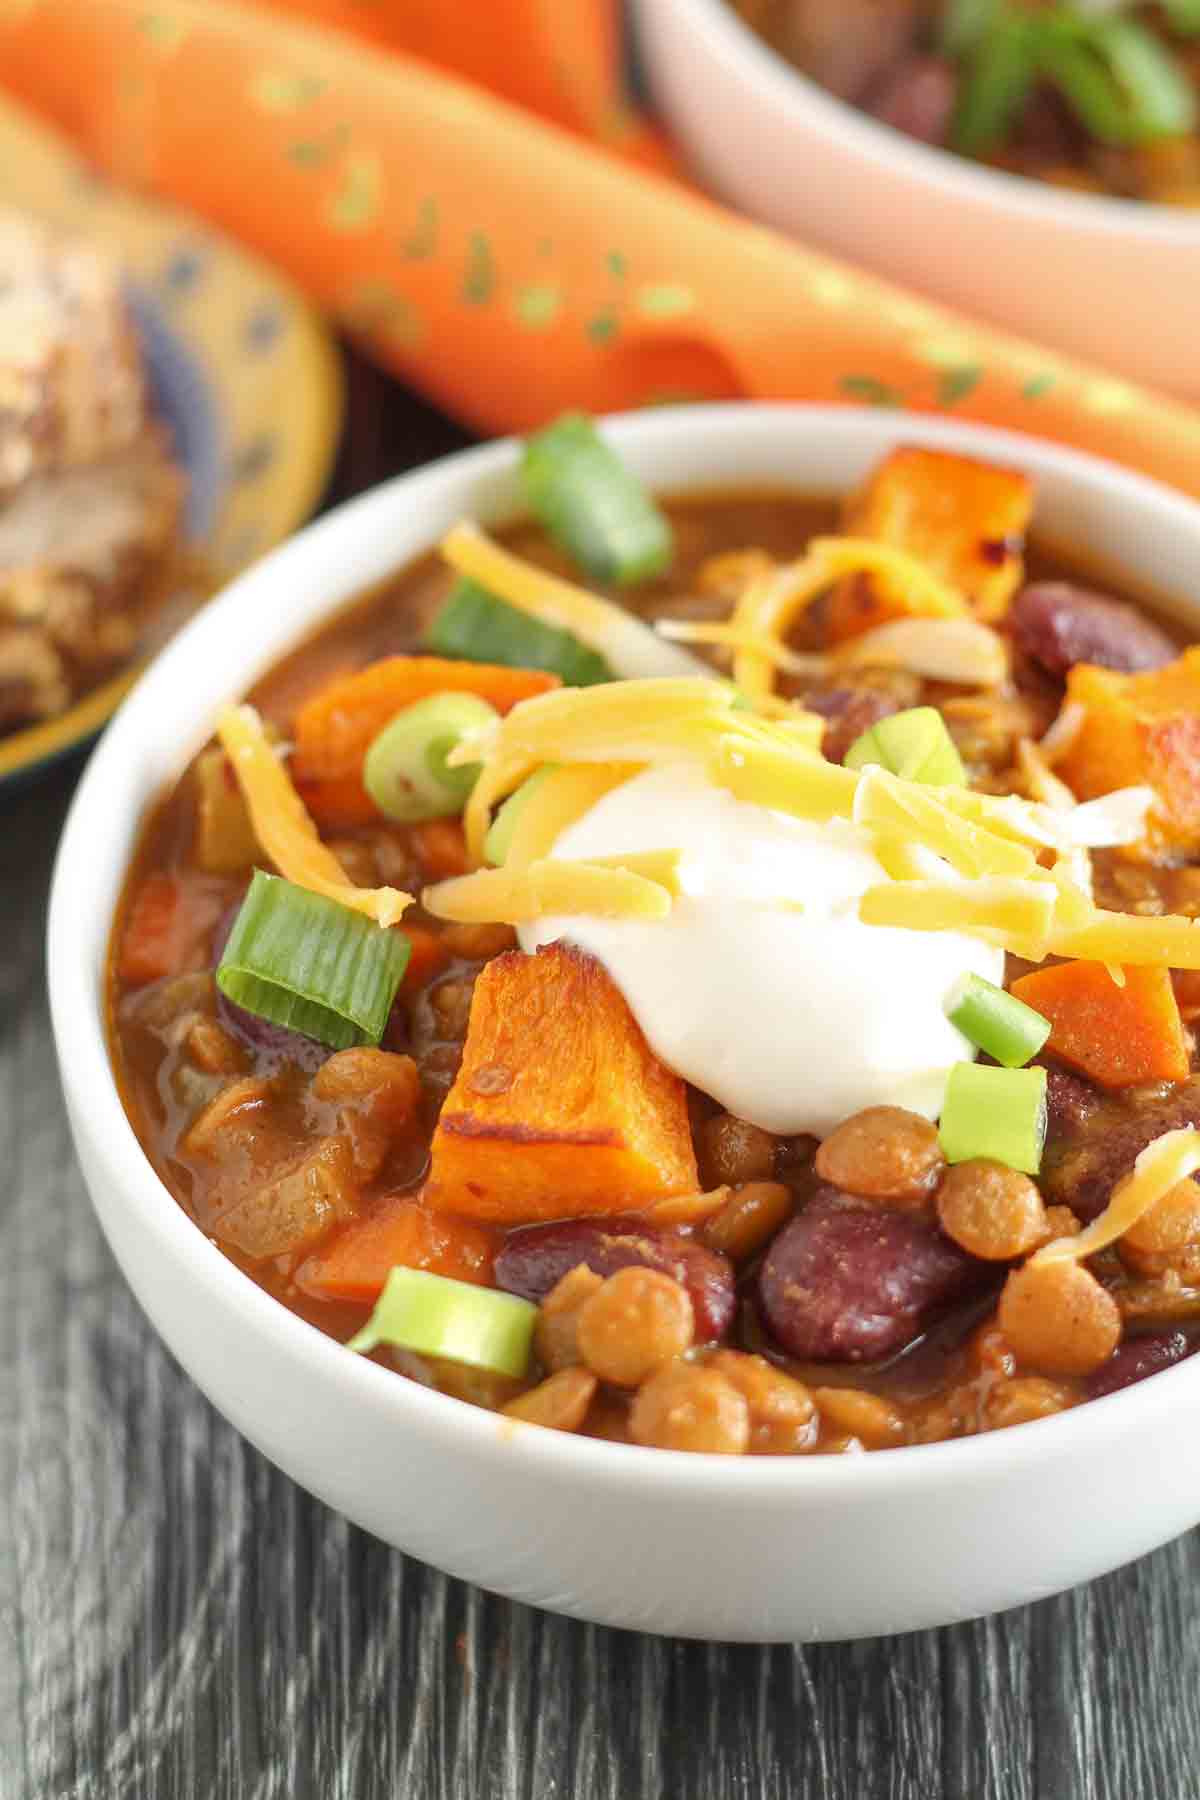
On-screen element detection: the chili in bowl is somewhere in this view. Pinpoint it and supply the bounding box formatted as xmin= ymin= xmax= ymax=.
xmin=49 ymin=405 xmax=1200 ymax=1640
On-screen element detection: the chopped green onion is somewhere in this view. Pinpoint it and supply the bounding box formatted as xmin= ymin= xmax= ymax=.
xmin=941 ymin=0 xmax=1001 ymax=56
xmin=1163 ymin=0 xmax=1200 ymax=35
xmin=217 ymin=871 xmax=410 ymax=1050
xmin=427 ymin=578 xmax=613 ymax=686
xmin=484 ymin=765 xmax=559 ymax=865
xmin=364 ymin=691 xmax=497 ymax=824
xmin=945 ymin=972 xmax=1051 ymax=1068
xmin=939 ymin=1062 xmax=1048 ymax=1175
xmin=951 ymin=13 xmax=1037 ymax=153
xmin=843 ymin=706 xmax=966 ymax=787
xmin=1033 ymin=14 xmax=1196 ymax=145
xmin=347 ymin=1266 xmax=537 ymax=1377
xmin=521 ymin=412 xmax=674 ymax=587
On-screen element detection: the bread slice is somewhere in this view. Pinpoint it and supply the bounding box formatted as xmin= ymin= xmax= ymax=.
xmin=0 ymin=427 xmax=185 ymax=722
xmin=0 ymin=207 xmax=148 ymax=492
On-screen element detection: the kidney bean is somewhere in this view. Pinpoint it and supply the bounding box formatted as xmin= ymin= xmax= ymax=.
xmin=495 ymin=1219 xmax=736 ymax=1343
xmin=866 ymin=54 xmax=957 ymax=145
xmin=1041 ymin=1077 xmax=1200 ymax=1222
xmin=757 ymin=1187 xmax=988 ymax=1363
xmin=1087 ymin=1329 xmax=1193 ymax=1400
xmin=1042 ymin=1063 xmax=1099 ymax=1140
xmin=770 ymin=0 xmax=920 ymax=102
xmin=1011 ymin=582 xmax=1176 ymax=677
xmin=805 ymin=687 xmax=900 ymax=767
xmin=213 ymin=903 xmax=330 ymax=1074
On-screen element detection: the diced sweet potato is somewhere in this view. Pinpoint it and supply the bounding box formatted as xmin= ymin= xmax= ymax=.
xmin=828 ymin=447 xmax=1033 ymax=640
xmin=1059 ymin=649 xmax=1200 ymax=852
xmin=424 ymin=943 xmax=699 ymax=1222
xmin=296 ymin=1196 xmax=493 ymax=1302
xmin=1010 ymin=961 xmax=1190 ymax=1089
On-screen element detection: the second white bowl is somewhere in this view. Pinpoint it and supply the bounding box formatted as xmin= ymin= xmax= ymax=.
xmin=635 ymin=0 xmax=1200 ymax=401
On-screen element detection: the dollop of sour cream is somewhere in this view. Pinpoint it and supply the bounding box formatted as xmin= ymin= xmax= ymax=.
xmin=518 ymin=764 xmax=1004 ymax=1137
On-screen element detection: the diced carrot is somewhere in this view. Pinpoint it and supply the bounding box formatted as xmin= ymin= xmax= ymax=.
xmin=400 ymin=926 xmax=450 ymax=995
xmin=1010 ymin=961 xmax=1190 ymax=1089
xmin=1173 ymin=969 xmax=1200 ymax=1022
xmin=1060 ymin=651 xmax=1200 ymax=853
xmin=425 ymin=942 xmax=700 ymax=1222
xmin=294 ymin=772 xmax=381 ymax=829
xmin=291 ymin=655 xmax=560 ymax=783
xmin=411 ymin=817 xmax=470 ymax=881
xmin=295 ymin=1196 xmax=493 ymax=1303
xmin=117 ymin=873 xmax=190 ymax=987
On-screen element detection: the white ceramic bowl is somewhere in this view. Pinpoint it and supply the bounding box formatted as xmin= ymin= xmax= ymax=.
xmin=49 ymin=405 xmax=1200 ymax=1642
xmin=634 ymin=0 xmax=1200 ymax=400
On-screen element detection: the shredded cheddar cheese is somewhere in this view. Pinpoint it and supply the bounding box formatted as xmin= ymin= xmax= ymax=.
xmin=440 ymin=671 xmax=1194 ymax=962
xmin=657 ymin=613 xmax=1007 ymax=689
xmin=729 ymin=538 xmax=970 ymax=702
xmin=859 ymin=878 xmax=1059 ymax=961
xmin=853 ymin=768 xmax=1037 ymax=880
xmin=1035 ymin=1128 xmax=1200 ymax=1266
xmin=504 ymin=764 xmax=638 ymax=867
xmin=423 ymin=854 xmax=678 ymax=925
xmin=440 ymin=522 xmax=708 ymax=681
xmin=216 ymin=705 xmax=412 ymax=927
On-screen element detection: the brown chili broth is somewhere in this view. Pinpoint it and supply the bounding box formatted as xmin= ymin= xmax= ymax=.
xmin=107 ymin=488 xmax=1198 ymax=1445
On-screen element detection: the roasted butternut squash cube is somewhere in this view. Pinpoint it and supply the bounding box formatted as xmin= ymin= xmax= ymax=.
xmin=424 ymin=942 xmax=699 ymax=1222
xmin=828 ymin=447 xmax=1033 ymax=640
xmin=1059 ymin=649 xmax=1200 ymax=853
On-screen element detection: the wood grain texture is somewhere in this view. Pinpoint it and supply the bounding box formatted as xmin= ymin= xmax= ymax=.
xmin=3 ymin=355 xmax=1200 ymax=1799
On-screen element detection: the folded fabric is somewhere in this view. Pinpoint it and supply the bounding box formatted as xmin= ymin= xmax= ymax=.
xmin=4 ymin=0 xmax=1200 ymax=503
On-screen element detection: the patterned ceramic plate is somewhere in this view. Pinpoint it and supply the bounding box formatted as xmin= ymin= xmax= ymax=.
xmin=0 ymin=92 xmax=343 ymax=789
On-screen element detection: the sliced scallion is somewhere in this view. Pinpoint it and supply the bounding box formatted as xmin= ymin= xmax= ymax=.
xmin=939 ymin=1062 xmax=1048 ymax=1174
xmin=216 ymin=870 xmax=410 ymax=1049
xmin=484 ymin=765 xmax=559 ymax=865
xmin=427 ymin=578 xmax=613 ymax=686
xmin=521 ymin=412 xmax=674 ymax=587
xmin=843 ymin=706 xmax=966 ymax=787
xmin=941 ymin=0 xmax=1001 ymax=56
xmin=364 ymin=691 xmax=497 ymax=823
xmin=347 ymin=1266 xmax=537 ymax=1377
xmin=945 ymin=972 xmax=1051 ymax=1068
xmin=1033 ymin=14 xmax=1196 ymax=145
xmin=1163 ymin=0 xmax=1200 ymax=34
xmin=951 ymin=13 xmax=1037 ymax=153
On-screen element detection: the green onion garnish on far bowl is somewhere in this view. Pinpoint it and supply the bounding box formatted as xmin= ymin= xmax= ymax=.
xmin=940 ymin=0 xmax=1001 ymax=56
xmin=427 ymin=578 xmax=613 ymax=686
xmin=363 ymin=690 xmax=498 ymax=824
xmin=521 ymin=412 xmax=674 ymax=587
xmin=945 ymin=972 xmax=1051 ymax=1069
xmin=217 ymin=870 xmax=410 ymax=1050
xmin=843 ymin=706 xmax=966 ymax=787
xmin=951 ymin=11 xmax=1038 ymax=154
xmin=347 ymin=1266 xmax=538 ymax=1377
xmin=1163 ymin=0 xmax=1200 ymax=34
xmin=939 ymin=1061 xmax=1048 ymax=1175
xmin=484 ymin=765 xmax=559 ymax=866
xmin=1035 ymin=13 xmax=1197 ymax=145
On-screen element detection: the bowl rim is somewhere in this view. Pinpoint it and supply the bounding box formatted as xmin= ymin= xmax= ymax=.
xmin=654 ymin=0 xmax=1200 ymax=245
xmin=48 ymin=400 xmax=1200 ymax=1504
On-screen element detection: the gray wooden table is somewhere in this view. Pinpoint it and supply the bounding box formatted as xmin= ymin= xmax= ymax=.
xmin=3 ymin=356 xmax=1200 ymax=1800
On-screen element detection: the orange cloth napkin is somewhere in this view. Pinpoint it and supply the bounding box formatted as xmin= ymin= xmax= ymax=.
xmin=5 ymin=0 xmax=1200 ymax=499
